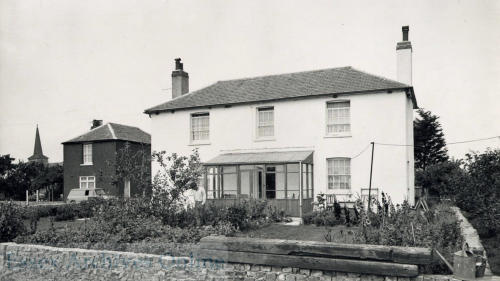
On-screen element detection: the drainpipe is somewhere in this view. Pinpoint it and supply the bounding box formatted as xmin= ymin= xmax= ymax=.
xmin=299 ymin=161 xmax=303 ymax=219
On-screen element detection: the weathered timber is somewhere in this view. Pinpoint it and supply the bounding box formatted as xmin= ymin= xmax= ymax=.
xmin=197 ymin=248 xmax=420 ymax=277
xmin=199 ymin=236 xmax=432 ymax=265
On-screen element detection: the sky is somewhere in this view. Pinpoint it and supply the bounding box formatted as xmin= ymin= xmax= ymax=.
xmin=0 ymin=0 xmax=499 ymax=163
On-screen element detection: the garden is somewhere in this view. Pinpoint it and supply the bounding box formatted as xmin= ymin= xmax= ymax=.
xmin=2 ymin=147 xmax=498 ymax=275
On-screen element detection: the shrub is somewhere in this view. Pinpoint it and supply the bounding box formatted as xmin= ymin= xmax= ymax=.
xmin=0 ymin=202 xmax=26 ymax=242
xmin=54 ymin=204 xmax=78 ymax=221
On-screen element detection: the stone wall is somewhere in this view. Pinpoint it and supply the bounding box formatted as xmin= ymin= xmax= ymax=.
xmin=0 ymin=242 xmax=457 ymax=281
xmin=451 ymin=206 xmax=492 ymax=276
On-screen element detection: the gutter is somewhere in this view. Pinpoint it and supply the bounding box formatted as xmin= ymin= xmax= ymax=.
xmin=144 ymin=86 xmax=416 ymax=115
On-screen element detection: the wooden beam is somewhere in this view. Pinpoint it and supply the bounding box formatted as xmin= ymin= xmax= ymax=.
xmin=197 ymin=248 xmax=419 ymax=277
xmin=199 ymin=236 xmax=432 ymax=265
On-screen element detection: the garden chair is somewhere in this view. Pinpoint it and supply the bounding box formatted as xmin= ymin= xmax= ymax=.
xmin=325 ymin=194 xmax=336 ymax=210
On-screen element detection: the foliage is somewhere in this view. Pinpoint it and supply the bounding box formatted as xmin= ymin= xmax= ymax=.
xmin=458 ymin=149 xmax=500 ymax=237
xmin=0 ymin=156 xmax=63 ymax=200
xmin=0 ymin=202 xmax=26 ymax=242
xmin=419 ymin=149 xmax=500 ymax=237
xmin=414 ymin=109 xmax=449 ymax=170
xmin=415 ymin=160 xmax=467 ymax=199
xmin=105 ymin=142 xmax=152 ymax=197
xmin=150 ymin=149 xmax=203 ymax=212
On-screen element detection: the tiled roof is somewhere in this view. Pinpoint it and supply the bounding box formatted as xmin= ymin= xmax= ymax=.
xmin=145 ymin=66 xmax=415 ymax=113
xmin=62 ymin=123 xmax=150 ymax=144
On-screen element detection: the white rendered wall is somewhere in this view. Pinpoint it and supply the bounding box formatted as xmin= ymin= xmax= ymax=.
xmin=150 ymin=91 xmax=414 ymax=204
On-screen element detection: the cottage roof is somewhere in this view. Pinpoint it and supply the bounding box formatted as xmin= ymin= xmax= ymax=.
xmin=145 ymin=66 xmax=417 ymax=114
xmin=62 ymin=123 xmax=150 ymax=144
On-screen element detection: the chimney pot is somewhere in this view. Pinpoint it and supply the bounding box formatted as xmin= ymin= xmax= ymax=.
xmin=175 ymin=58 xmax=183 ymax=70
xmin=402 ymin=26 xmax=409 ymax=41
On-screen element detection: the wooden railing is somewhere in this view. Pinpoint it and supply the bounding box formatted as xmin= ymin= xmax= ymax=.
xmin=197 ymin=236 xmax=433 ymax=277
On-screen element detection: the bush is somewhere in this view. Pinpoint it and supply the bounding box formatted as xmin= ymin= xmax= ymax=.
xmin=54 ymin=204 xmax=78 ymax=221
xmin=0 ymin=202 xmax=26 ymax=242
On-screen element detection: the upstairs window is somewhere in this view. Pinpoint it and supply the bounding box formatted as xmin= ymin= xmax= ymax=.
xmin=191 ymin=113 xmax=210 ymax=141
xmin=83 ymin=143 xmax=92 ymax=164
xmin=327 ymin=158 xmax=351 ymax=189
xmin=257 ymin=107 xmax=274 ymax=138
xmin=326 ymin=101 xmax=350 ymax=134
xmin=79 ymin=176 xmax=95 ymax=189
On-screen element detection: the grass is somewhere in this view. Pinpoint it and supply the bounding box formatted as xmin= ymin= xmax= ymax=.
xmin=236 ymin=223 xmax=359 ymax=243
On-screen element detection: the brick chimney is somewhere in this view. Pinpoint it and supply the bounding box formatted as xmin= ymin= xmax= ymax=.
xmin=396 ymin=26 xmax=412 ymax=86
xmin=171 ymin=58 xmax=189 ymax=99
xmin=91 ymin=119 xmax=103 ymax=129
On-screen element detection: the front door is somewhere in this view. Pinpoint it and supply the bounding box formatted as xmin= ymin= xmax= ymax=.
xmin=124 ymin=180 xmax=131 ymax=198
xmin=265 ymin=170 xmax=276 ymax=199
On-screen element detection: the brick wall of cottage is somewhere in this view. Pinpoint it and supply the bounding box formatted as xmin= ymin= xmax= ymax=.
xmin=63 ymin=141 xmax=151 ymax=199
xmin=0 ymin=243 xmax=455 ymax=281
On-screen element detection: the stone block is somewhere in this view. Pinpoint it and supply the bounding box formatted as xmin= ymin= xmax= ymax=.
xmin=277 ymin=273 xmax=287 ymax=281
xmin=286 ymin=274 xmax=296 ymax=281
xmin=299 ymin=269 xmax=311 ymax=276
xmin=261 ymin=266 xmax=272 ymax=272
xmin=311 ymin=271 xmax=323 ymax=277
xmin=251 ymin=265 xmax=261 ymax=271
xmin=266 ymin=273 xmax=278 ymax=281
xmin=283 ymin=267 xmax=293 ymax=273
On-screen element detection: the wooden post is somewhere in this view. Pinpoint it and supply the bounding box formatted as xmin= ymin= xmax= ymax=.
xmin=368 ymin=142 xmax=375 ymax=212
xmin=36 ymin=190 xmax=39 ymax=202
xmin=26 ymin=190 xmax=29 ymax=205
xmin=299 ymin=161 xmax=303 ymax=219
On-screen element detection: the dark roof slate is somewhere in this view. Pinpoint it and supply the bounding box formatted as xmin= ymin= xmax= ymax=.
xmin=63 ymin=123 xmax=150 ymax=144
xmin=145 ymin=66 xmax=415 ymax=113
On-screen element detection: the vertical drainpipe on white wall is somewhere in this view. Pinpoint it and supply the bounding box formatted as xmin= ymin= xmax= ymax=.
xmin=299 ymin=161 xmax=303 ymax=219
xmin=396 ymin=26 xmax=414 ymax=205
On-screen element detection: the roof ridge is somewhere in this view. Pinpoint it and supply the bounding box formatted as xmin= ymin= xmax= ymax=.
xmin=107 ymin=123 xmax=117 ymax=139
xmin=63 ymin=123 xmax=107 ymax=144
xmin=216 ymin=66 xmax=353 ymax=83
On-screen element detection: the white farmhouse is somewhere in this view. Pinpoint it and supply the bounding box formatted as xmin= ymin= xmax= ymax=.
xmin=145 ymin=26 xmax=417 ymax=217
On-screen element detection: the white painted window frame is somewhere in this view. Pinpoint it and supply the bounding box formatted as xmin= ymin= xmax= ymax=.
xmin=82 ymin=143 xmax=93 ymax=165
xmin=325 ymin=100 xmax=351 ymax=137
xmin=190 ymin=112 xmax=210 ymax=144
xmin=79 ymin=176 xmax=96 ymax=189
xmin=327 ymin=158 xmax=351 ymax=190
xmin=256 ymin=106 xmax=275 ymax=140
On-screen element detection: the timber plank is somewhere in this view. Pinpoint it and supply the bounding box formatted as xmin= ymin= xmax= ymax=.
xmin=197 ymin=248 xmax=419 ymax=277
xmin=199 ymin=236 xmax=432 ymax=265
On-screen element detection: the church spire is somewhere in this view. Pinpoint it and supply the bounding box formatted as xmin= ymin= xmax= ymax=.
xmin=28 ymin=125 xmax=49 ymax=165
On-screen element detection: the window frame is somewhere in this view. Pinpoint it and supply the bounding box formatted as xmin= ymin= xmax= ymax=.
xmin=325 ymin=100 xmax=351 ymax=137
xmin=190 ymin=112 xmax=210 ymax=144
xmin=79 ymin=176 xmax=96 ymax=189
xmin=256 ymin=106 xmax=275 ymax=140
xmin=82 ymin=143 xmax=93 ymax=165
xmin=327 ymin=158 xmax=351 ymax=191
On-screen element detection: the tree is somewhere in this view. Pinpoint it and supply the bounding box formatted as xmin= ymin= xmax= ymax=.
xmin=414 ymin=109 xmax=449 ymax=170
xmin=151 ymin=149 xmax=202 ymax=208
xmin=0 ymin=156 xmax=63 ymax=200
xmin=109 ymin=142 xmax=152 ymax=197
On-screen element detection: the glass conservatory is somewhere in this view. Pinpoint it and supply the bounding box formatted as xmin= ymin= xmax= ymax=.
xmin=203 ymin=151 xmax=314 ymax=217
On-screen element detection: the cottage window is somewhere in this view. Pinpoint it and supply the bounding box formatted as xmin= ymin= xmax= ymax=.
xmin=79 ymin=176 xmax=95 ymax=189
xmin=326 ymin=101 xmax=350 ymax=134
xmin=257 ymin=107 xmax=274 ymax=138
xmin=191 ymin=113 xmax=209 ymax=141
xmin=83 ymin=143 xmax=92 ymax=164
xmin=327 ymin=158 xmax=351 ymax=189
